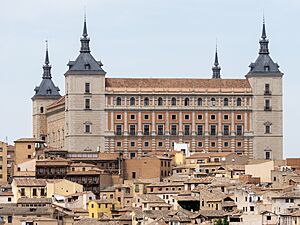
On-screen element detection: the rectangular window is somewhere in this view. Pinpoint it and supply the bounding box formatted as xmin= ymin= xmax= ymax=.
xmin=85 ymin=124 xmax=91 ymax=133
xmin=197 ymin=125 xmax=203 ymax=135
xmin=223 ymin=125 xmax=229 ymax=136
xmin=171 ymin=125 xmax=177 ymax=135
xmin=265 ymin=84 xmax=271 ymax=95
xmin=265 ymin=151 xmax=271 ymax=160
xmin=184 ymin=125 xmax=190 ymax=136
xmin=143 ymin=124 xmax=150 ymax=135
xmin=223 ymin=114 xmax=229 ymax=120
xmin=210 ymin=125 xmax=216 ymax=136
xmin=130 ymin=114 xmax=135 ymax=120
xmin=157 ymin=125 xmax=164 ymax=135
xmin=7 ymin=216 xmax=12 ymax=223
xmin=116 ymin=124 xmax=122 ymax=135
xmin=158 ymin=142 xmax=163 ymax=147
xmin=184 ymin=114 xmax=190 ymax=120
xmin=158 ymin=114 xmax=163 ymax=120
xmin=130 ymin=142 xmax=135 ymax=147
xmin=171 ymin=114 xmax=177 ymax=120
xmin=85 ymin=83 xmax=90 ymax=93
xmin=144 ymin=141 xmax=149 ymax=147
xmin=130 ymin=125 xmax=136 ymax=136
xmin=33 ymin=188 xmax=37 ymax=196
xmin=116 ymin=142 xmax=122 ymax=147
xmin=237 ymin=142 xmax=242 ymax=147
xmin=132 ymin=172 xmax=136 ymax=178
xmin=85 ymin=98 xmax=91 ymax=109
xmin=144 ymin=114 xmax=149 ymax=120
xmin=116 ymin=114 xmax=122 ymax=120
xmin=210 ymin=114 xmax=216 ymax=120
xmin=20 ymin=188 xmax=25 ymax=196
xmin=237 ymin=114 xmax=242 ymax=120
xmin=265 ymin=99 xmax=271 ymax=111
xmin=224 ymin=142 xmax=229 ymax=147
xmin=236 ymin=125 xmax=243 ymax=136
xmin=197 ymin=142 xmax=203 ymax=147
xmin=265 ymin=125 xmax=271 ymax=134
xmin=211 ymin=142 xmax=216 ymax=147
xmin=197 ymin=114 xmax=203 ymax=120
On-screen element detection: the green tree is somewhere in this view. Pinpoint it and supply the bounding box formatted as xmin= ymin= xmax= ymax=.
xmin=214 ymin=217 xmax=229 ymax=225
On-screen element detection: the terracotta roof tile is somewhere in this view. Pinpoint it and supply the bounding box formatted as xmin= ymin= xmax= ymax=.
xmin=105 ymin=78 xmax=251 ymax=90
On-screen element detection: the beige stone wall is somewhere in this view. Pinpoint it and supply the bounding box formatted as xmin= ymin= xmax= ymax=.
xmin=46 ymin=106 xmax=65 ymax=149
xmin=0 ymin=142 xmax=8 ymax=183
xmin=32 ymin=98 xmax=59 ymax=140
xmin=247 ymin=75 xmax=283 ymax=160
xmin=65 ymin=74 xmax=106 ymax=152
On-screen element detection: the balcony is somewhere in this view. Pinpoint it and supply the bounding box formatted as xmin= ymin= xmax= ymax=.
xmin=264 ymin=106 xmax=272 ymax=111
xmin=264 ymin=90 xmax=272 ymax=96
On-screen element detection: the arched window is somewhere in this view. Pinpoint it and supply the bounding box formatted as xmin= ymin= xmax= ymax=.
xmin=144 ymin=97 xmax=149 ymax=106
xmin=224 ymin=98 xmax=229 ymax=107
xmin=171 ymin=97 xmax=177 ymax=106
xmin=197 ymin=98 xmax=202 ymax=106
xmin=116 ymin=97 xmax=122 ymax=106
xmin=211 ymin=98 xmax=216 ymax=106
xmin=40 ymin=107 xmax=44 ymax=113
xmin=158 ymin=97 xmax=163 ymax=106
xmin=184 ymin=98 xmax=189 ymax=106
xmin=130 ymin=97 xmax=135 ymax=106
xmin=237 ymin=98 xmax=242 ymax=107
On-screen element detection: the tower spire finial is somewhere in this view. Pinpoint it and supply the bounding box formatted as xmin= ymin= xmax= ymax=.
xmin=80 ymin=11 xmax=91 ymax=53
xmin=212 ymin=42 xmax=221 ymax=79
xmin=43 ymin=40 xmax=52 ymax=79
xmin=45 ymin=40 xmax=49 ymax=65
xmin=259 ymin=15 xmax=269 ymax=54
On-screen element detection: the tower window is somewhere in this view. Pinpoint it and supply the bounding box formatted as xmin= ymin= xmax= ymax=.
xmin=85 ymin=124 xmax=91 ymax=133
xmin=116 ymin=125 xmax=122 ymax=135
xmin=265 ymin=99 xmax=271 ymax=111
xmin=85 ymin=99 xmax=91 ymax=109
xmin=265 ymin=151 xmax=271 ymax=160
xmin=85 ymin=83 xmax=90 ymax=93
xmin=40 ymin=107 xmax=44 ymax=113
xmin=46 ymin=89 xmax=52 ymax=95
xmin=130 ymin=125 xmax=136 ymax=136
xmin=264 ymin=84 xmax=271 ymax=95
xmin=171 ymin=125 xmax=177 ymax=135
xmin=264 ymin=66 xmax=270 ymax=72
xmin=265 ymin=125 xmax=271 ymax=134
xmin=197 ymin=125 xmax=203 ymax=135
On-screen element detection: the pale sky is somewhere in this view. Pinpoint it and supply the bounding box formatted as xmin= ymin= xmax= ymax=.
xmin=0 ymin=0 xmax=299 ymax=157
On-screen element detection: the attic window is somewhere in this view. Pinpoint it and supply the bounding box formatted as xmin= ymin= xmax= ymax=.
xmin=264 ymin=66 xmax=270 ymax=72
xmin=85 ymin=64 xmax=90 ymax=70
xmin=47 ymin=89 xmax=52 ymax=95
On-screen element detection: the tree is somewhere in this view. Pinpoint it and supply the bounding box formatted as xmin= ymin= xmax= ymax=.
xmin=214 ymin=217 xmax=229 ymax=225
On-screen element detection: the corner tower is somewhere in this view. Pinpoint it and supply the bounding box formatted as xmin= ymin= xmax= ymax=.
xmin=246 ymin=19 xmax=283 ymax=160
xmin=32 ymin=42 xmax=61 ymax=141
xmin=64 ymin=17 xmax=106 ymax=152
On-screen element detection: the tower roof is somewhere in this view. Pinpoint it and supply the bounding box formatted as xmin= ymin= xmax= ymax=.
xmin=212 ymin=46 xmax=221 ymax=79
xmin=65 ymin=16 xmax=106 ymax=75
xmin=248 ymin=19 xmax=281 ymax=75
xmin=32 ymin=42 xmax=61 ymax=100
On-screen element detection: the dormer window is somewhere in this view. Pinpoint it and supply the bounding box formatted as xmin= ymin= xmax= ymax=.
xmin=85 ymin=64 xmax=90 ymax=70
xmin=264 ymin=66 xmax=270 ymax=72
xmin=46 ymin=89 xmax=52 ymax=95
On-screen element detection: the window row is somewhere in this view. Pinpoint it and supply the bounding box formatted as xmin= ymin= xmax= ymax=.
xmin=115 ymin=140 xmax=244 ymax=148
xmin=115 ymin=124 xmax=244 ymax=136
xmin=115 ymin=96 xmax=246 ymax=107
xmin=116 ymin=113 xmax=243 ymax=121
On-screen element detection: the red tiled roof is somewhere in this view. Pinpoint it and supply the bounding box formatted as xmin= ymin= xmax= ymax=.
xmin=105 ymin=78 xmax=251 ymax=89
xmin=47 ymin=96 xmax=65 ymax=110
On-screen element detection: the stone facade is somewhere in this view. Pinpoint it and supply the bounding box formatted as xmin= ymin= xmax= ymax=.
xmin=32 ymin=20 xmax=283 ymax=160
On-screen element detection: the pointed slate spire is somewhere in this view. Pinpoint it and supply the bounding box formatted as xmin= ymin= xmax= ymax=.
xmin=212 ymin=45 xmax=221 ymax=79
xmin=42 ymin=40 xmax=52 ymax=79
xmin=80 ymin=14 xmax=91 ymax=53
xmin=259 ymin=17 xmax=269 ymax=54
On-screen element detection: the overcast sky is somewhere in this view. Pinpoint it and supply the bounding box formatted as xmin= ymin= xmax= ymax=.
xmin=0 ymin=0 xmax=299 ymax=157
